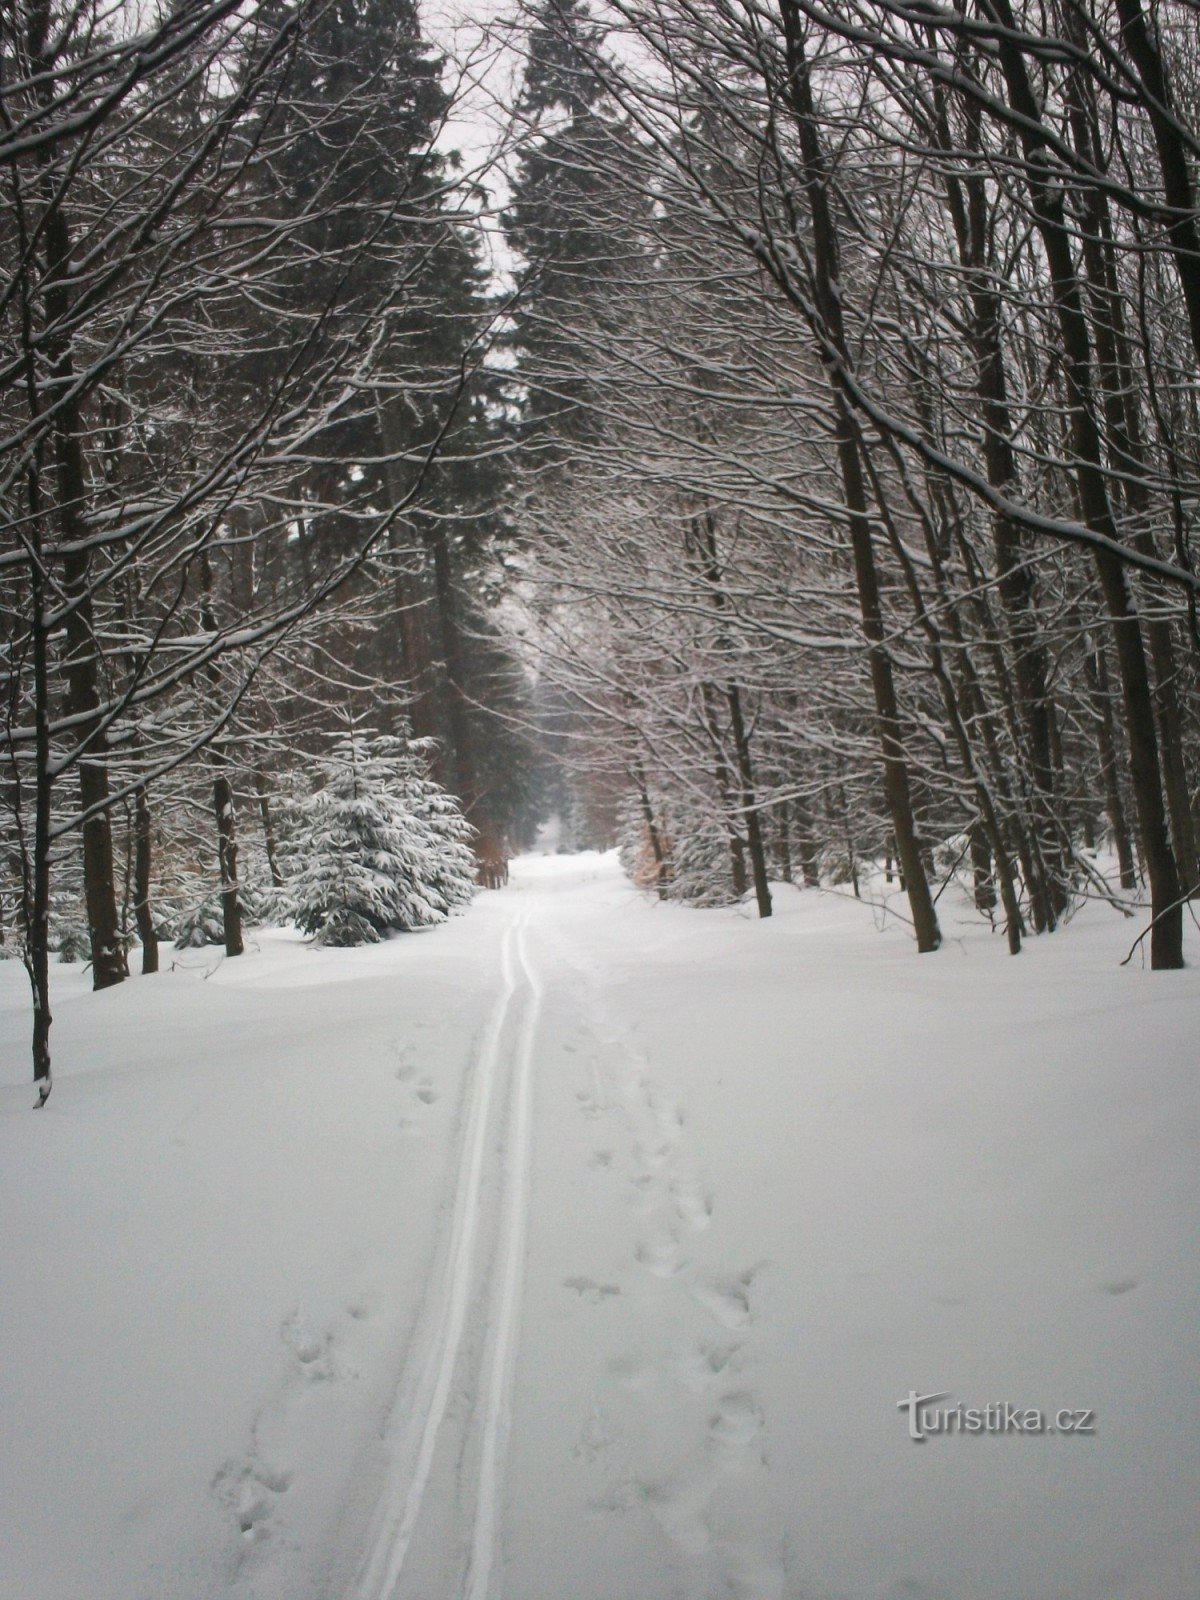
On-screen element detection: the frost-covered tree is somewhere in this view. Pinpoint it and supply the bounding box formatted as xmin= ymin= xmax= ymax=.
xmin=286 ymin=730 xmax=476 ymax=946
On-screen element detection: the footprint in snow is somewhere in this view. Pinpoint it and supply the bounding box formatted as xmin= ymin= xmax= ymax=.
xmin=708 ymin=1392 xmax=765 ymax=1460
xmin=636 ymin=1227 xmax=686 ymax=1278
xmin=415 ymin=1081 xmax=437 ymax=1105
xmin=575 ymin=1088 xmax=606 ymax=1119
xmin=634 ymin=1138 xmax=673 ymax=1174
xmin=677 ymin=1337 xmax=743 ymax=1393
xmin=691 ymin=1267 xmax=763 ymax=1330
xmin=212 ymin=1456 xmax=292 ymax=1541
xmin=573 ymin=1403 xmax=611 ymax=1463
xmin=563 ymin=1275 xmax=621 ymax=1304
xmin=281 ymin=1313 xmax=339 ymax=1380
xmin=671 ymin=1175 xmax=713 ymax=1232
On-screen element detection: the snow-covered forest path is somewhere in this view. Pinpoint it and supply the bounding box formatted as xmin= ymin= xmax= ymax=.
xmin=2 ymin=853 xmax=1199 ymax=1600
xmin=356 ymin=858 xmax=789 ymax=1600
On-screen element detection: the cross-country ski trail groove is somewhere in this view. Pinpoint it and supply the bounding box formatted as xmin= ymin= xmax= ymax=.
xmin=353 ymin=904 xmax=542 ymax=1600
xmin=465 ymin=919 xmax=543 ymax=1600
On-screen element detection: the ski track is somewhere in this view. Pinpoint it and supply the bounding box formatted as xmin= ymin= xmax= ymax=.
xmin=465 ymin=920 xmax=544 ymax=1600
xmin=355 ymin=903 xmax=540 ymax=1600
xmin=355 ymin=883 xmax=780 ymax=1600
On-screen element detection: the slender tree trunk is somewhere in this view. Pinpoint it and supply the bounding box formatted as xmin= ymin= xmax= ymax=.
xmin=213 ymin=768 xmax=243 ymax=958
xmin=778 ymin=3 xmax=940 ymax=950
xmin=699 ymin=679 xmax=747 ymax=899
xmin=981 ymin=0 xmax=1183 ymax=966
xmin=690 ymin=512 xmax=772 ymax=919
xmin=1084 ymin=639 xmax=1138 ymax=892
xmin=26 ymin=511 xmax=54 ymax=1103
xmin=970 ymin=825 xmax=996 ymax=916
xmin=197 ymin=549 xmax=243 ymax=959
xmin=1112 ymin=0 xmax=1200 ymax=375
xmin=793 ymin=795 xmax=821 ymax=886
xmin=635 ymin=769 xmax=669 ymax=899
xmin=255 ymin=769 xmax=284 ymax=889
xmin=776 ymin=799 xmax=792 ymax=884
xmin=40 ymin=183 xmax=124 ymax=988
xmin=867 ymin=447 xmax=1023 ymax=950
xmin=1062 ymin=39 xmax=1200 ymax=896
xmin=133 ymin=785 xmax=158 ymax=975
xmin=933 ymin=87 xmax=1066 ymax=922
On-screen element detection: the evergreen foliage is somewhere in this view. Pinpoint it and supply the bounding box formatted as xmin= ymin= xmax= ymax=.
xmin=286 ymin=730 xmax=476 ymax=945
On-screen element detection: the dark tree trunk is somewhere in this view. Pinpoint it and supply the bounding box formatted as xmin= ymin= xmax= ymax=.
xmin=776 ymin=800 xmax=792 ymax=884
xmin=936 ymin=89 xmax=1067 ymax=922
xmin=1085 ymin=640 xmax=1138 ymax=892
xmin=27 ymin=524 xmax=54 ymax=1104
xmin=635 ymin=771 xmax=669 ymax=899
xmin=1112 ymin=0 xmax=1200 ymax=376
xmin=1061 ymin=37 xmax=1200 ymax=898
xmin=255 ymin=769 xmax=284 ymax=889
xmin=698 ymin=679 xmax=747 ymax=900
xmin=39 ymin=177 xmax=124 ymax=989
xmin=970 ymin=825 xmax=997 ymax=916
xmin=980 ymin=0 xmax=1184 ymax=967
xmin=133 ymin=785 xmax=158 ymax=975
xmin=792 ymin=797 xmax=821 ymax=887
xmin=778 ymin=4 xmax=940 ymax=950
xmin=213 ymin=771 xmax=243 ymax=958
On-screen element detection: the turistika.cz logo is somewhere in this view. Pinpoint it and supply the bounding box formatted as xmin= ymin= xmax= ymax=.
xmin=897 ymin=1391 xmax=1096 ymax=1442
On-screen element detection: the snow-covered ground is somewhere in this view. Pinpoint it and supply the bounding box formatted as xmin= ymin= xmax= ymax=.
xmin=2 ymin=852 xmax=1198 ymax=1600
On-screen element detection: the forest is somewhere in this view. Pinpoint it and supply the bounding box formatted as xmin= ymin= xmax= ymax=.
xmin=5 ymin=0 xmax=1200 ymax=1098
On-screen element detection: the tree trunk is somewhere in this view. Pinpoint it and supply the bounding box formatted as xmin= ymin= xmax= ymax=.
xmin=40 ymin=176 xmax=124 ymax=989
xmin=213 ymin=771 xmax=243 ymax=958
xmin=936 ymin=88 xmax=1066 ymax=923
xmin=1061 ymin=37 xmax=1200 ymax=896
xmin=133 ymin=785 xmax=159 ymax=975
xmin=776 ymin=799 xmax=792 ymax=884
xmin=981 ymin=0 xmax=1183 ymax=967
xmin=778 ymin=3 xmax=940 ymax=950
xmin=1112 ymin=0 xmax=1200 ymax=376
xmin=970 ymin=825 xmax=997 ymax=916
xmin=635 ymin=771 xmax=669 ymax=899
xmin=792 ymin=796 xmax=821 ymax=887
xmin=255 ymin=769 xmax=284 ymax=889
xmin=1085 ymin=640 xmax=1138 ymax=892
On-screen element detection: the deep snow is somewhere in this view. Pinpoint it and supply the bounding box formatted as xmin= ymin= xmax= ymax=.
xmin=1 ymin=852 xmax=1197 ymax=1600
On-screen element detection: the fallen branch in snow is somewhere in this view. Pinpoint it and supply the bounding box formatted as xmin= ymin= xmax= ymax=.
xmin=1120 ymin=890 xmax=1196 ymax=967
xmin=1072 ymin=851 xmax=1137 ymax=919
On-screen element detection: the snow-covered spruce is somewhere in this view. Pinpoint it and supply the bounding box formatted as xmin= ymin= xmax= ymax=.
xmin=285 ymin=731 xmax=476 ymax=945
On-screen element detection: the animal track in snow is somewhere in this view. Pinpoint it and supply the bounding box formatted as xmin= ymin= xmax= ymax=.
xmin=211 ymin=1455 xmax=293 ymax=1541
xmin=636 ymin=1227 xmax=687 ymax=1279
xmin=676 ymin=1337 xmax=744 ymax=1394
xmin=691 ymin=1267 xmax=762 ymax=1330
xmin=281 ymin=1312 xmax=340 ymax=1381
xmin=573 ymin=1402 xmax=611 ymax=1463
xmin=575 ymin=1087 xmax=605 ymax=1120
xmin=671 ymin=1174 xmax=713 ymax=1232
xmin=563 ymin=1275 xmax=621 ymax=1304
xmin=708 ymin=1393 xmax=765 ymax=1460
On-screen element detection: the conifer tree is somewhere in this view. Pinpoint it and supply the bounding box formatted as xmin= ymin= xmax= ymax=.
xmin=286 ymin=729 xmax=475 ymax=945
